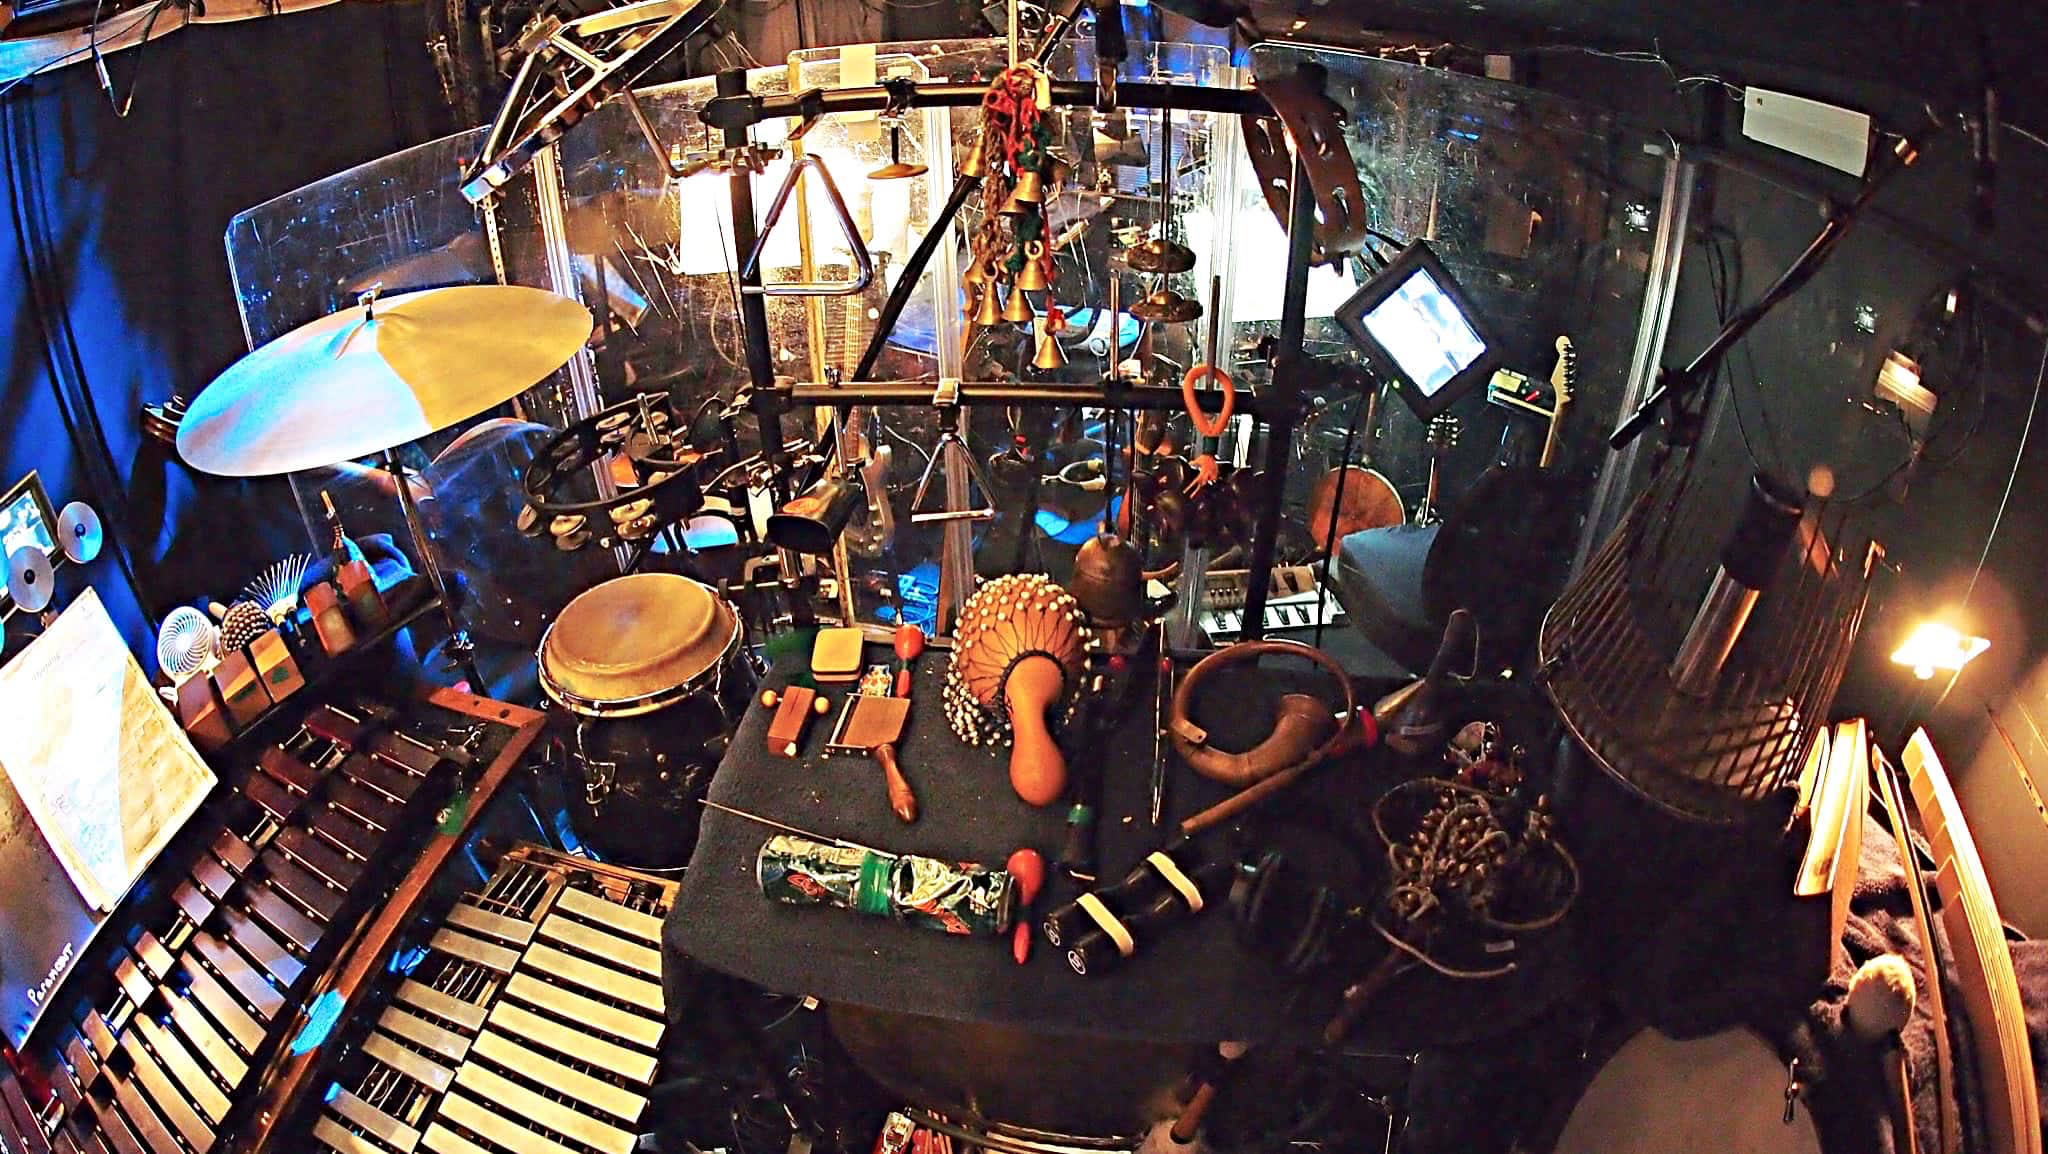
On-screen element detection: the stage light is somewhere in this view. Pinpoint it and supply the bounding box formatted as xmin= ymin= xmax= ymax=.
xmin=1890 ymin=622 xmax=1989 ymax=680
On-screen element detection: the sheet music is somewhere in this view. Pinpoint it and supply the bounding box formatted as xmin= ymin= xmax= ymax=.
xmin=0 ymin=589 xmax=215 ymax=911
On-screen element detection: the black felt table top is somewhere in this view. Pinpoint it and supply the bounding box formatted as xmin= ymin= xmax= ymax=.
xmin=666 ymin=643 xmax=1577 ymax=1048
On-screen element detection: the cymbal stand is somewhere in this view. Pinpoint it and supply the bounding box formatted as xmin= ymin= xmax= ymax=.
xmin=383 ymin=448 xmax=483 ymax=690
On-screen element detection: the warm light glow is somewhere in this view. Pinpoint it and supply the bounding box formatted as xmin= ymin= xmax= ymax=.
xmin=1890 ymin=622 xmax=1990 ymax=680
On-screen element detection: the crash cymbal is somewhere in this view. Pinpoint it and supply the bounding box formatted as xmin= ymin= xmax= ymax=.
xmin=6 ymin=547 xmax=53 ymax=612
xmin=57 ymin=501 xmax=102 ymax=563
xmin=178 ymin=285 xmax=593 ymax=477
xmin=1125 ymin=237 xmax=1196 ymax=275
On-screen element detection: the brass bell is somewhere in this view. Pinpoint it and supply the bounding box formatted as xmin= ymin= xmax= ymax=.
xmin=1129 ymin=287 xmax=1202 ymax=325
xmin=1001 ymin=285 xmax=1036 ymax=324
xmin=1011 ymin=166 xmax=1046 ymax=204
xmin=1013 ymin=242 xmax=1050 ymax=292
xmin=973 ymin=284 xmax=1004 ymax=327
xmin=1032 ymin=324 xmax=1066 ymax=371
xmin=963 ymin=256 xmax=992 ymax=291
xmin=960 ymin=136 xmax=990 ymax=179
xmin=1126 ymin=237 xmax=1196 ymax=275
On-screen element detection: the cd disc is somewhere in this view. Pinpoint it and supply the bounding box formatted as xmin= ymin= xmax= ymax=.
xmin=6 ymin=547 xmax=54 ymax=612
xmin=57 ymin=501 xmax=102 ymax=564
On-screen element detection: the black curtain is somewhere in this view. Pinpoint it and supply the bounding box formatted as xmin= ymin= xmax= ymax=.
xmin=1 ymin=1 xmax=457 ymax=656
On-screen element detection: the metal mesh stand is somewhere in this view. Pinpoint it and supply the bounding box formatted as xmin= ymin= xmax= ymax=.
xmin=1538 ymin=460 xmax=1873 ymax=823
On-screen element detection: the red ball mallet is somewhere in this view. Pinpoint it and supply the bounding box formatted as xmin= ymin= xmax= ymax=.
xmin=1006 ymin=848 xmax=1047 ymax=965
xmin=893 ymin=623 xmax=926 ymax=698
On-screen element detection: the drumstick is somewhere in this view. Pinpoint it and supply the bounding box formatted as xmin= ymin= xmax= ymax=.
xmin=1847 ymin=954 xmax=1919 ymax=1154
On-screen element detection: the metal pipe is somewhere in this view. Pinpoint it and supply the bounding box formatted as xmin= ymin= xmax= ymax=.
xmin=718 ymin=68 xmax=788 ymax=498
xmin=701 ymin=79 xmax=1272 ymax=133
xmin=384 ymin=449 xmax=483 ymax=690
xmin=1239 ymin=147 xmax=1319 ymax=642
xmin=786 ymin=377 xmax=1284 ymax=415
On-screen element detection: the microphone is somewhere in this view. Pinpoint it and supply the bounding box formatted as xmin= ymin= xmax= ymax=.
xmin=1846 ymin=953 xmax=1920 ymax=1154
xmin=1668 ymin=472 xmax=1803 ymax=697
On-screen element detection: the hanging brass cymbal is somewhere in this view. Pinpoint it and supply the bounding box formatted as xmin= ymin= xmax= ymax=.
xmin=1126 ymin=236 xmax=1197 ymax=275
xmin=869 ymin=124 xmax=929 ymax=180
xmin=1033 ymin=327 xmax=1067 ymax=371
xmin=974 ymin=284 xmax=1004 ymax=327
xmin=1001 ymin=286 xmax=1036 ymax=324
xmin=1013 ymin=242 xmax=1050 ymax=292
xmin=1129 ymin=287 xmax=1202 ymax=324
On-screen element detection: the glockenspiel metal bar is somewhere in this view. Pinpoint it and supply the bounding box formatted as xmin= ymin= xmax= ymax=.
xmin=175 ymin=959 xmax=266 ymax=1054
xmin=450 ymin=1062 xmax=635 ymax=1154
xmin=375 ymin=1007 xmax=472 ymax=1066
xmin=216 ymin=906 xmax=304 ymax=987
xmin=520 ymin=944 xmax=661 ymax=1015
xmin=393 ymin=981 xmax=487 ymax=1035
xmin=551 ymin=887 xmax=663 ymax=944
xmin=275 ymin=827 xmax=362 ymax=891
xmin=259 ymin=851 xmax=345 ymax=923
xmin=115 ymin=1030 xmax=215 ymax=1153
xmin=443 ymin=903 xmax=536 ymax=948
xmin=419 ymin=1121 xmax=494 ymax=1154
xmin=311 ymin=1117 xmax=389 ymax=1154
xmin=468 ymin=1031 xmax=643 ymax=1124
xmin=534 ymin=915 xmax=660 ymax=979
xmin=360 ymin=1035 xmax=454 ymax=1096
xmin=433 ymin=1096 xmax=579 ymax=1154
xmin=499 ymin=973 xmax=661 ymax=1051
xmin=243 ymin=882 xmax=324 ymax=956
xmin=427 ymin=930 xmax=520 ymax=975
xmin=483 ymin=1002 xmax=656 ymax=1085
xmin=326 ymin=1088 xmax=422 ymax=1154
xmin=127 ymin=1015 xmax=229 ymax=1126
xmin=186 ymin=933 xmax=284 ymax=1021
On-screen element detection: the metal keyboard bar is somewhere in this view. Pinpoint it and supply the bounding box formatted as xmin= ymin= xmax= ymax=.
xmin=47 ymin=1049 xmax=85 ymax=1112
xmin=432 ymin=1095 xmax=577 ymax=1154
xmin=427 ymin=930 xmax=519 ymax=975
xmin=535 ymin=914 xmax=660 ymax=978
xmin=520 ymin=944 xmax=662 ymax=1015
xmin=190 ymin=855 xmax=236 ymax=904
xmin=158 ymin=988 xmax=247 ymax=1088
xmin=81 ymin=1100 xmax=148 ymax=1154
xmin=308 ymin=805 xmax=378 ymax=861
xmin=500 ymin=972 xmax=661 ymax=1050
xmin=170 ymin=881 xmax=214 ymax=929
xmin=469 ymin=1030 xmax=643 ymax=1123
xmin=257 ymin=747 xmax=320 ymax=795
xmin=1 ymin=1068 xmax=51 ymax=1154
xmin=338 ymin=754 xmax=418 ymax=805
xmin=452 ymin=1062 xmax=636 ymax=1154
xmin=176 ymin=960 xmax=266 ymax=1054
xmin=276 ymin=827 xmax=363 ymax=891
xmin=324 ymin=778 xmax=401 ymax=832
xmin=132 ymin=934 xmax=176 ymax=982
xmin=326 ymin=1088 xmax=421 ymax=1154
xmin=552 ymin=887 xmax=663 ymax=944
xmin=217 ymin=906 xmax=305 ymax=986
xmin=444 ymin=903 xmax=535 ymax=948
xmin=311 ymin=1117 xmax=390 ymax=1154
xmin=393 ymin=980 xmax=487 ymax=1035
xmin=243 ymin=882 xmax=324 ymax=955
xmin=101 ymin=1065 xmax=184 ymax=1154
xmin=484 ymin=1001 xmax=656 ymax=1084
xmin=360 ymin=1034 xmax=454 ymax=1096
xmin=188 ymin=933 xmax=284 ymax=1020
xmin=259 ymin=850 xmax=344 ymax=923
xmin=419 ymin=1121 xmax=495 ymax=1154
xmin=376 ymin=1007 xmax=472 ymax=1066
xmin=241 ymin=772 xmax=302 ymax=824
xmin=111 ymin=959 xmax=153 ymax=1011
xmin=210 ymin=831 xmax=256 ymax=875
xmin=128 ymin=1015 xmax=229 ymax=1127
xmin=116 ymin=1029 xmax=215 ymax=1153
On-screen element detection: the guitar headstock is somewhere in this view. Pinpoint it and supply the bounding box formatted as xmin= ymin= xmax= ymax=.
xmin=1426 ymin=413 xmax=1461 ymax=455
xmin=1550 ymin=336 xmax=1578 ymax=408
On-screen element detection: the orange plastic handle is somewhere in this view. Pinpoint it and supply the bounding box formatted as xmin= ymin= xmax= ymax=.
xmin=1182 ymin=363 xmax=1235 ymax=438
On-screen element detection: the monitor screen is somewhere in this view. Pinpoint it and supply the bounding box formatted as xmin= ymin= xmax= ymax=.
xmin=1358 ymin=266 xmax=1488 ymax=396
xmin=0 ymin=482 xmax=55 ymax=564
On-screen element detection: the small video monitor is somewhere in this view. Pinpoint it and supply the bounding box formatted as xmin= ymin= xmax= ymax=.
xmin=0 ymin=471 xmax=58 ymax=567
xmin=1334 ymin=240 xmax=1504 ymax=421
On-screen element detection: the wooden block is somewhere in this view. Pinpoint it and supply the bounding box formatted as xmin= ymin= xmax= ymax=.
xmin=763 ymin=685 xmax=826 ymax=757
xmin=174 ymin=677 xmax=231 ymax=753
xmin=247 ymin=630 xmax=305 ymax=706
xmin=212 ymin=650 xmax=269 ymax=729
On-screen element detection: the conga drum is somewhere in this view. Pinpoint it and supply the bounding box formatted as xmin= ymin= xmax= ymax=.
xmin=538 ymin=573 xmax=757 ymax=868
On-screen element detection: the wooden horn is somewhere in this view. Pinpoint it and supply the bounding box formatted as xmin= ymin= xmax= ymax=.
xmin=1005 ymin=654 xmax=1070 ymax=806
xmin=1168 ymin=640 xmax=1358 ymax=788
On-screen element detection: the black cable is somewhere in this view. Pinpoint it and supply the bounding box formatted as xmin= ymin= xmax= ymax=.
xmin=1312 ymin=387 xmax=1365 ymax=651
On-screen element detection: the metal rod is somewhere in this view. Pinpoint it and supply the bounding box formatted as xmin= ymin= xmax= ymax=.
xmin=787 ymin=378 xmax=1283 ymax=415
xmin=718 ymin=68 xmax=789 ymax=500
xmin=701 ymin=80 xmax=1271 ymax=133
xmin=1239 ymin=148 xmax=1318 ymax=642
xmin=383 ymin=449 xmax=483 ymax=690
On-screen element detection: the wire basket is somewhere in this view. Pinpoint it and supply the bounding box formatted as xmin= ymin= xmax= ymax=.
xmin=1538 ymin=460 xmax=1875 ymax=824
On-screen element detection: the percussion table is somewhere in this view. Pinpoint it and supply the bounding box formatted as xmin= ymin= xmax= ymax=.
xmin=666 ymin=643 xmax=1574 ymax=1058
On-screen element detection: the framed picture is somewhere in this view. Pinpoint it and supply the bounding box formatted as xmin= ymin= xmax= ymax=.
xmin=0 ymin=471 xmax=59 ymax=570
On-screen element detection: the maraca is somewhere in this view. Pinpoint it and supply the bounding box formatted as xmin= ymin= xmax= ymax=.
xmin=893 ymin=623 xmax=926 ymax=698
xmin=1007 ymin=848 xmax=1047 ymax=964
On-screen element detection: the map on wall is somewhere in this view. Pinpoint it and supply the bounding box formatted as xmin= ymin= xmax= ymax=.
xmin=0 ymin=589 xmax=216 ymax=911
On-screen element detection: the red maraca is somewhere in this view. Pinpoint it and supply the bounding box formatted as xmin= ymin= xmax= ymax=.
xmin=893 ymin=623 xmax=926 ymax=698
xmin=1006 ymin=848 xmax=1047 ymax=965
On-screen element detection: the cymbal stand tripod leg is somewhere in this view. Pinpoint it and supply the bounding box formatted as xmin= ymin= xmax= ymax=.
xmin=384 ymin=449 xmax=483 ymax=691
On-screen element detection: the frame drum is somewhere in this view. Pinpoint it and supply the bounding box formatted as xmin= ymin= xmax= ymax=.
xmin=538 ymin=573 xmax=756 ymax=868
xmin=1545 ymin=1028 xmax=1820 ymax=1154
